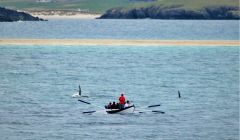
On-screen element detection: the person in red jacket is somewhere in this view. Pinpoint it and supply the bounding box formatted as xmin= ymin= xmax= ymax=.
xmin=119 ymin=93 xmax=125 ymax=109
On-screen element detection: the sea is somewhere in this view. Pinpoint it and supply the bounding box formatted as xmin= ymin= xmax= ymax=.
xmin=0 ymin=19 xmax=239 ymax=140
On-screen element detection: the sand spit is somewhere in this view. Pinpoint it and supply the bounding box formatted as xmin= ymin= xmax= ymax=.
xmin=0 ymin=39 xmax=239 ymax=46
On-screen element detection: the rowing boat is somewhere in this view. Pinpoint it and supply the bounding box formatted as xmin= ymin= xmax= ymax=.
xmin=78 ymin=99 xmax=164 ymax=114
xmin=106 ymin=105 xmax=135 ymax=114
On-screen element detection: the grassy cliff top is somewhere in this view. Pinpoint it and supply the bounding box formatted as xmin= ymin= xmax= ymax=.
xmin=127 ymin=0 xmax=239 ymax=10
xmin=0 ymin=0 xmax=239 ymax=13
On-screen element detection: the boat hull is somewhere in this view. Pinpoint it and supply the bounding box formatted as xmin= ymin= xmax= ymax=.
xmin=106 ymin=105 xmax=135 ymax=114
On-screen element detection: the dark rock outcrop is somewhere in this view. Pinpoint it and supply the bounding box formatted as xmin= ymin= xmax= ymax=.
xmin=0 ymin=7 xmax=45 ymax=22
xmin=99 ymin=5 xmax=240 ymax=19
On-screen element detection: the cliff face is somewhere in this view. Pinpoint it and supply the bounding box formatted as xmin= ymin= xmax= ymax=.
xmin=99 ymin=5 xmax=240 ymax=19
xmin=0 ymin=7 xmax=44 ymax=22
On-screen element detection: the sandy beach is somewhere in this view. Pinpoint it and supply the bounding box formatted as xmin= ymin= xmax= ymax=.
xmin=32 ymin=14 xmax=101 ymax=19
xmin=26 ymin=10 xmax=101 ymax=19
xmin=0 ymin=39 xmax=239 ymax=46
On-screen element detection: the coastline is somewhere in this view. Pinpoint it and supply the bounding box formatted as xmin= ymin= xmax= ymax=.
xmin=0 ymin=39 xmax=239 ymax=46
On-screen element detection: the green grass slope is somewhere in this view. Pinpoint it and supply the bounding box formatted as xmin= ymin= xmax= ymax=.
xmin=0 ymin=0 xmax=239 ymax=13
xmin=127 ymin=0 xmax=239 ymax=10
xmin=0 ymin=0 xmax=132 ymax=13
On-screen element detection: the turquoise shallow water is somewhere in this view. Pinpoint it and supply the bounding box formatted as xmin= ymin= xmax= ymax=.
xmin=0 ymin=45 xmax=239 ymax=140
xmin=0 ymin=19 xmax=239 ymax=139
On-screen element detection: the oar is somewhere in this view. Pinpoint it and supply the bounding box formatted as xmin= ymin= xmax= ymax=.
xmin=152 ymin=110 xmax=165 ymax=114
xmin=83 ymin=111 xmax=96 ymax=114
xmin=137 ymin=104 xmax=161 ymax=110
xmin=79 ymin=85 xmax=81 ymax=96
xmin=148 ymin=104 xmax=164 ymax=114
xmin=138 ymin=104 xmax=163 ymax=114
xmin=138 ymin=110 xmax=165 ymax=114
xmin=178 ymin=90 xmax=181 ymax=98
xmin=78 ymin=99 xmax=104 ymax=114
xmin=78 ymin=99 xmax=103 ymax=109
xmin=148 ymin=104 xmax=161 ymax=108
xmin=78 ymin=99 xmax=90 ymax=104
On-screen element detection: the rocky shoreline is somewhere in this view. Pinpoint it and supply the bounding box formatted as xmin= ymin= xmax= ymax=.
xmin=0 ymin=7 xmax=45 ymax=22
xmin=99 ymin=5 xmax=240 ymax=19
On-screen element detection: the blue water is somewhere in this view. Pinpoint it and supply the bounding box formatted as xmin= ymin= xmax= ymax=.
xmin=0 ymin=19 xmax=239 ymax=140
xmin=0 ymin=19 xmax=239 ymax=40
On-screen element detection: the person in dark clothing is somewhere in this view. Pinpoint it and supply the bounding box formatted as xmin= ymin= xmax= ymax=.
xmin=111 ymin=102 xmax=117 ymax=109
xmin=116 ymin=103 xmax=120 ymax=109
xmin=107 ymin=102 xmax=112 ymax=109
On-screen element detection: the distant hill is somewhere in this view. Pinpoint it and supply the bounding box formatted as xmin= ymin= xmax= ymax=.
xmin=0 ymin=7 xmax=44 ymax=22
xmin=0 ymin=0 xmax=239 ymax=19
xmin=0 ymin=0 xmax=238 ymax=13
xmin=99 ymin=5 xmax=240 ymax=19
xmin=98 ymin=0 xmax=239 ymax=19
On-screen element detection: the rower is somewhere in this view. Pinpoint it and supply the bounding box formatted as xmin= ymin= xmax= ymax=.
xmin=107 ymin=102 xmax=112 ymax=109
xmin=124 ymin=100 xmax=130 ymax=108
xmin=112 ymin=102 xmax=117 ymax=109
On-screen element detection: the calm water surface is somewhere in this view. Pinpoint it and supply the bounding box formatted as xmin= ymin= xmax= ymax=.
xmin=0 ymin=19 xmax=239 ymax=140
xmin=0 ymin=19 xmax=239 ymax=40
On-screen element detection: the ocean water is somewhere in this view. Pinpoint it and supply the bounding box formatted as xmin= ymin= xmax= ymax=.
xmin=0 ymin=20 xmax=239 ymax=140
xmin=0 ymin=19 xmax=239 ymax=40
